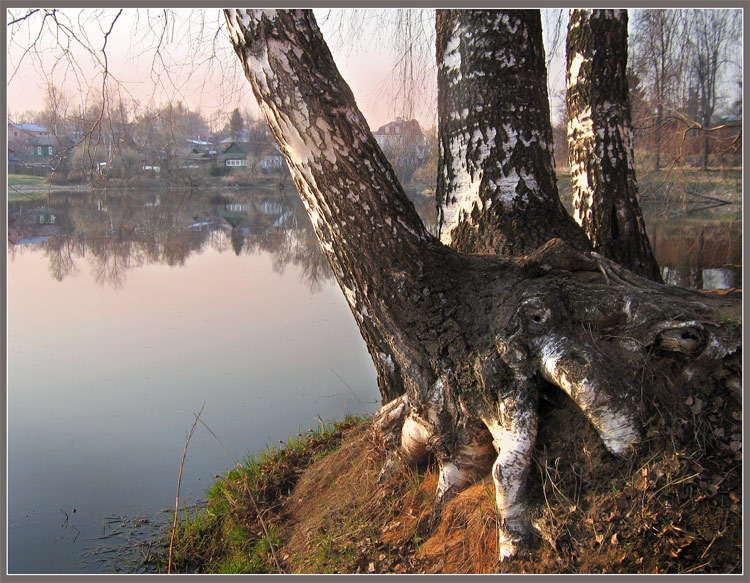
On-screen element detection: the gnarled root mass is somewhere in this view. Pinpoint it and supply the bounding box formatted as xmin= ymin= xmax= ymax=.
xmin=372 ymin=249 xmax=740 ymax=563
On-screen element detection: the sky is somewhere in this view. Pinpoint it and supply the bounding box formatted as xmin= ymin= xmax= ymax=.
xmin=8 ymin=8 xmax=740 ymax=133
xmin=6 ymin=8 xmax=442 ymax=131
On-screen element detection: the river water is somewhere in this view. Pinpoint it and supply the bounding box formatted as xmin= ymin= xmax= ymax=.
xmin=6 ymin=187 xmax=740 ymax=573
xmin=7 ymin=188 xmax=382 ymax=573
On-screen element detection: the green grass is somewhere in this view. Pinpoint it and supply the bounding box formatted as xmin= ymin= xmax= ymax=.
xmin=161 ymin=415 xmax=370 ymax=574
xmin=8 ymin=173 xmax=48 ymax=186
xmin=7 ymin=191 xmax=49 ymax=202
xmin=8 ymin=174 xmax=51 ymax=201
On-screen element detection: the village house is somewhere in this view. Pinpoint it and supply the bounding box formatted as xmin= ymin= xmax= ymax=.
xmin=8 ymin=121 xmax=49 ymax=140
xmin=219 ymin=140 xmax=288 ymax=173
xmin=181 ymin=138 xmax=216 ymax=169
xmin=219 ymin=141 xmax=252 ymax=168
xmin=7 ymin=122 xmax=58 ymax=172
xmin=372 ymin=117 xmax=428 ymax=169
xmin=259 ymin=143 xmax=285 ymax=171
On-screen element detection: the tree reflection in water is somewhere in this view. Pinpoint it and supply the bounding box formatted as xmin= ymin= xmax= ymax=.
xmin=7 ymin=187 xmax=741 ymax=292
xmin=8 ymin=188 xmax=386 ymax=290
xmin=7 ymin=187 xmax=739 ymax=291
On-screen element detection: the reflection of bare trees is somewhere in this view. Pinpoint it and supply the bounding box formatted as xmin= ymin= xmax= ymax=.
xmin=9 ymin=188 xmax=339 ymax=289
xmin=8 ymin=187 xmax=452 ymax=290
xmin=11 ymin=186 xmax=740 ymax=293
xmin=163 ymin=229 xmax=198 ymax=267
xmin=44 ymin=235 xmax=81 ymax=282
xmin=271 ymin=223 xmax=330 ymax=291
xmin=229 ymin=200 xmax=333 ymax=291
xmin=88 ymin=237 xmax=140 ymax=289
xmin=230 ymin=228 xmax=245 ymax=256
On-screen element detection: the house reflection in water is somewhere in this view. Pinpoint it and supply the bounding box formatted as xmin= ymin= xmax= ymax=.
xmin=7 ymin=188 xmax=331 ymax=289
xmin=8 ymin=187 xmax=742 ymax=293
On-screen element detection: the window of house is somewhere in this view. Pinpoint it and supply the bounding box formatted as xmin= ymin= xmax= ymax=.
xmin=37 ymin=146 xmax=42 ymax=155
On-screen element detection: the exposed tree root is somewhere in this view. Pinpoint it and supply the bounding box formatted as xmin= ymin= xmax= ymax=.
xmin=371 ymin=245 xmax=741 ymax=562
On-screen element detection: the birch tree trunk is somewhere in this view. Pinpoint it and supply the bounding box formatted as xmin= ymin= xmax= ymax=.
xmin=566 ymin=9 xmax=662 ymax=282
xmin=436 ymin=9 xmax=590 ymax=256
xmin=225 ymin=8 xmax=740 ymax=564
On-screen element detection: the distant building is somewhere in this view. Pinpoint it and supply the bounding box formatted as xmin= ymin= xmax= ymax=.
xmin=7 ymin=121 xmax=58 ymax=171
xmin=220 ymin=142 xmax=251 ymax=168
xmin=259 ymin=143 xmax=285 ymax=170
xmin=219 ymin=140 xmax=288 ymax=174
xmin=8 ymin=122 xmax=49 ymax=139
xmin=372 ymin=118 xmax=428 ymax=169
xmin=181 ymin=138 xmax=216 ymax=168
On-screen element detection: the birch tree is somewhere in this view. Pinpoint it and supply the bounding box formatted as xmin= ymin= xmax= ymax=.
xmin=225 ymin=9 xmax=740 ymax=562
xmin=566 ymin=9 xmax=662 ymax=281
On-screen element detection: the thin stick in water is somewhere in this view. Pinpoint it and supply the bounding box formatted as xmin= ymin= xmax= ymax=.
xmin=167 ymin=401 xmax=205 ymax=574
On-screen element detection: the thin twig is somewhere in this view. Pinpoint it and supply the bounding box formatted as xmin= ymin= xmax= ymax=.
xmin=328 ymin=366 xmax=373 ymax=409
xmin=167 ymin=401 xmax=205 ymax=574
xmin=194 ymin=414 xmax=238 ymax=466
xmin=679 ymin=561 xmax=711 ymax=574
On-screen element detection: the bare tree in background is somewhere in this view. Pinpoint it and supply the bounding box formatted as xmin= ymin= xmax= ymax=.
xmin=7 ymin=8 xmax=247 ymax=181
xmin=688 ymin=9 xmax=741 ymax=170
xmin=317 ymin=8 xmax=436 ymax=125
xmin=630 ymin=9 xmax=690 ymax=170
xmin=628 ymin=8 xmax=742 ymax=170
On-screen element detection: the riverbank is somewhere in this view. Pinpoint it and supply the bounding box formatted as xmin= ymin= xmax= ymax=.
xmin=159 ymin=313 xmax=742 ymax=575
xmin=8 ymin=174 xmax=87 ymax=201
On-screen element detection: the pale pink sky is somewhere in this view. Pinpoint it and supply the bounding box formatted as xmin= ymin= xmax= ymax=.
xmin=7 ymin=9 xmax=742 ymax=133
xmin=6 ymin=8 xmax=437 ymax=131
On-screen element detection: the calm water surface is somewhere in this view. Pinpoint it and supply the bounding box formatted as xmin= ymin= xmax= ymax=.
xmin=7 ymin=189 xmax=380 ymax=573
xmin=6 ymin=186 xmax=740 ymax=573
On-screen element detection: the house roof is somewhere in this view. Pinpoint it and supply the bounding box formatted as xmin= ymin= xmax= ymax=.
xmin=32 ymin=135 xmax=57 ymax=146
xmin=373 ymin=118 xmax=424 ymax=138
xmin=9 ymin=122 xmax=49 ymax=134
xmin=222 ymin=142 xmax=252 ymax=156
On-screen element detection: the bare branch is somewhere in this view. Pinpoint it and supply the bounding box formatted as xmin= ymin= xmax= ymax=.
xmin=7 ymin=9 xmax=40 ymax=26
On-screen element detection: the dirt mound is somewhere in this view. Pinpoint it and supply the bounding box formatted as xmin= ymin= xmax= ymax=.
xmin=270 ymin=371 xmax=741 ymax=574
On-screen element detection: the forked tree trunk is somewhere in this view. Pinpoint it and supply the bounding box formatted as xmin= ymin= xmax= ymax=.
xmin=566 ymin=9 xmax=663 ymax=282
xmin=436 ymin=9 xmax=590 ymax=256
xmin=225 ymin=8 xmax=740 ymax=564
